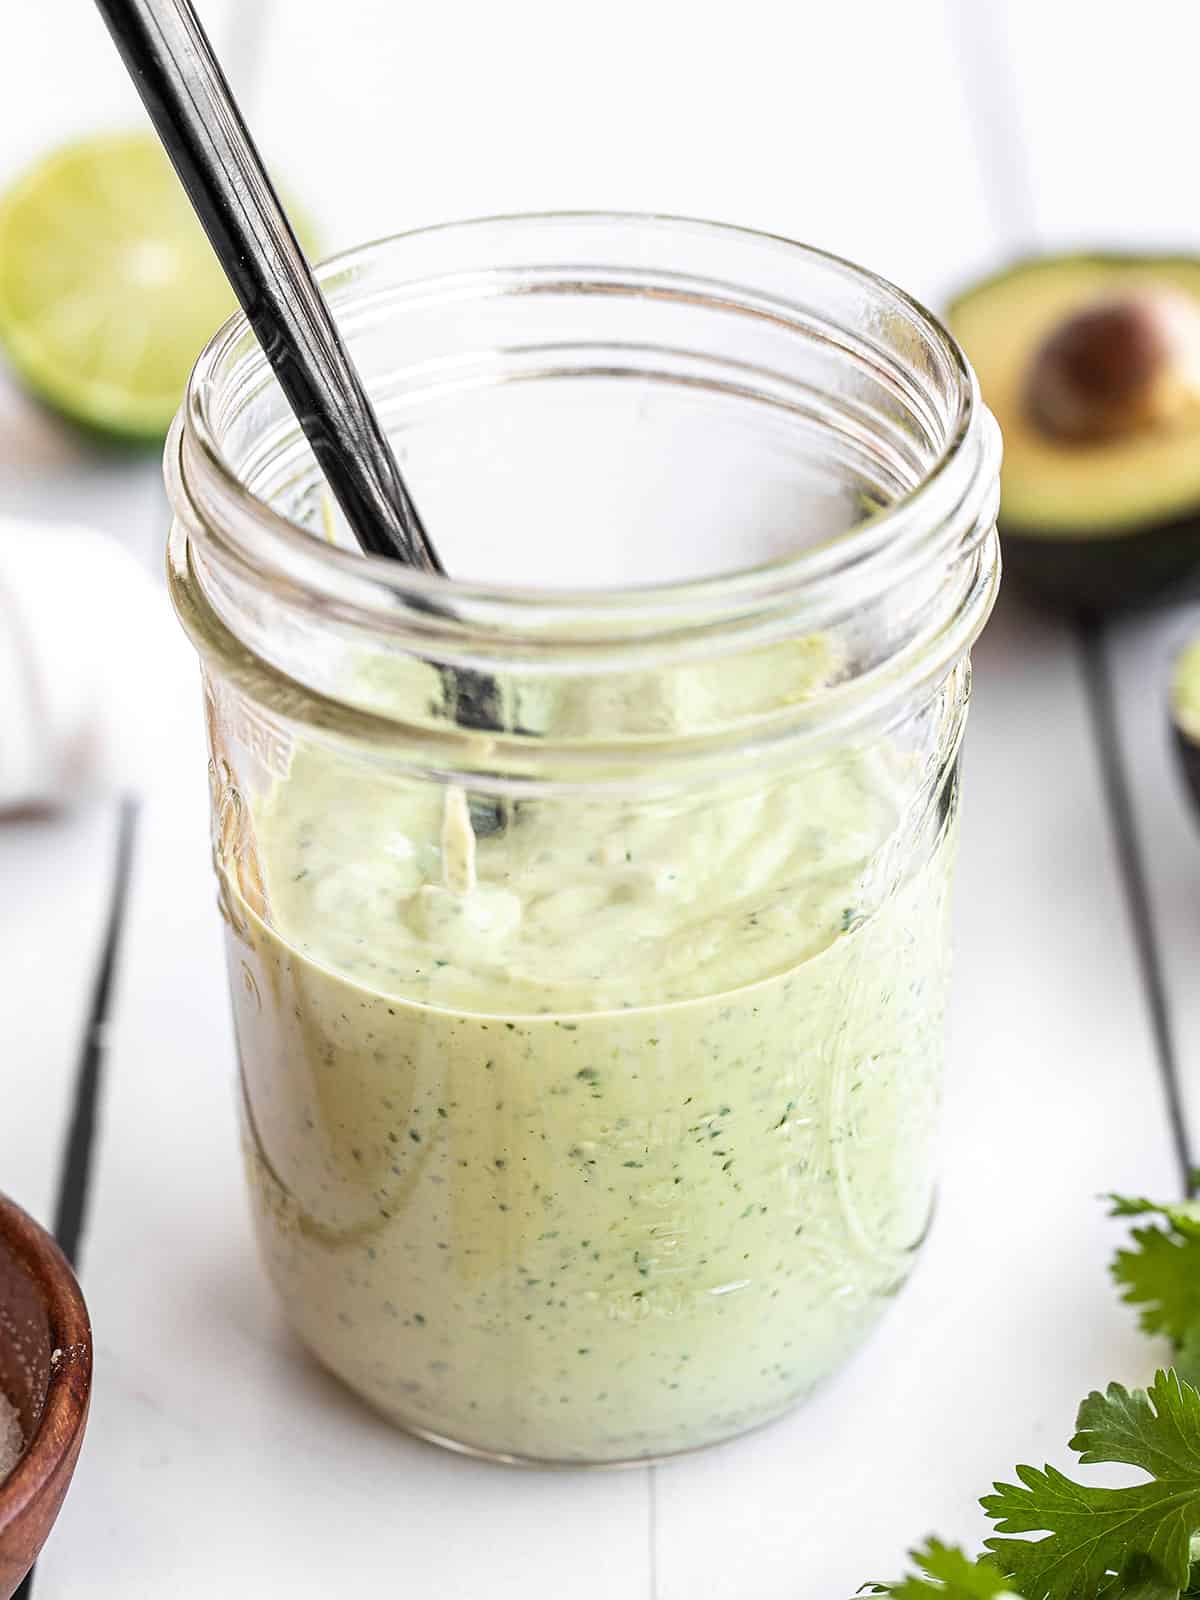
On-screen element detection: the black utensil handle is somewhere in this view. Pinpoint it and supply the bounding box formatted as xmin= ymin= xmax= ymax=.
xmin=94 ymin=0 xmax=443 ymax=573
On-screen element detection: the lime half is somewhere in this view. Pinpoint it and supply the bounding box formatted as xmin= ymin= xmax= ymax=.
xmin=0 ymin=133 xmax=310 ymax=444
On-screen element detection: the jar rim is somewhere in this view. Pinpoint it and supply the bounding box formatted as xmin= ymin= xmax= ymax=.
xmin=170 ymin=211 xmax=999 ymax=639
xmin=169 ymin=212 xmax=1000 ymax=776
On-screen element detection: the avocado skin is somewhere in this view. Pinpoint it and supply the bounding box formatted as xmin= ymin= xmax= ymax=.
xmin=1001 ymin=515 xmax=1200 ymax=614
xmin=1173 ymin=721 xmax=1200 ymax=821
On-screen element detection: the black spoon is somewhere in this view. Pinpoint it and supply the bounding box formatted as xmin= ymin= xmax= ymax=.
xmin=94 ymin=0 xmax=505 ymax=828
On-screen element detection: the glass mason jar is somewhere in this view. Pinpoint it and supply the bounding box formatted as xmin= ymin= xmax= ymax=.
xmin=166 ymin=215 xmax=1000 ymax=1465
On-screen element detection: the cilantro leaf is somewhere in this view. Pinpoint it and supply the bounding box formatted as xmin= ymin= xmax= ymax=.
xmin=1112 ymin=1226 xmax=1200 ymax=1344
xmin=982 ymin=1372 xmax=1200 ymax=1599
xmin=1108 ymin=1190 xmax=1200 ymax=1369
xmin=1114 ymin=1552 xmax=1188 ymax=1599
xmin=1106 ymin=1194 xmax=1200 ymax=1242
xmin=1108 ymin=1195 xmax=1168 ymax=1219
xmin=860 ymin=1540 xmax=1022 ymax=1597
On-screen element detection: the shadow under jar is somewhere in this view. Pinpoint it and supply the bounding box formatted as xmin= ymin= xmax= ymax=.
xmin=166 ymin=215 xmax=1001 ymax=1465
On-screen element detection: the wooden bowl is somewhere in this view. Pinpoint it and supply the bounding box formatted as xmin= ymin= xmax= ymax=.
xmin=0 ymin=1195 xmax=91 ymax=1600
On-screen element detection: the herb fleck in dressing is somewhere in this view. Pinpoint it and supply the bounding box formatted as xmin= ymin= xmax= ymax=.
xmin=225 ymin=696 xmax=956 ymax=1462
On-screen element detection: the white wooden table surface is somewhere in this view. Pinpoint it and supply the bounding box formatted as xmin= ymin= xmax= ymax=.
xmin=4 ymin=2 xmax=1200 ymax=1594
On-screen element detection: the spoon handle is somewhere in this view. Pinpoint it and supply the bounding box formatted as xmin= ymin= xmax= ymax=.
xmin=94 ymin=0 xmax=443 ymax=572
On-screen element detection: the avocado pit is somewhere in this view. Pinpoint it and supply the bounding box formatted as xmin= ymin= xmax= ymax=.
xmin=1024 ymin=288 xmax=1200 ymax=444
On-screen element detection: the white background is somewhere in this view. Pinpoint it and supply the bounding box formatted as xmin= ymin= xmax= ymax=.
xmin=4 ymin=1 xmax=1200 ymax=1594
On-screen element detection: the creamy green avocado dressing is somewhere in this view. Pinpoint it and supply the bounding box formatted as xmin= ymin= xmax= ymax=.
xmin=221 ymin=650 xmax=956 ymax=1462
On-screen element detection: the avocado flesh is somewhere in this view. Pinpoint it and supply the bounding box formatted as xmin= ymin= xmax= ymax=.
xmin=949 ymin=255 xmax=1200 ymax=611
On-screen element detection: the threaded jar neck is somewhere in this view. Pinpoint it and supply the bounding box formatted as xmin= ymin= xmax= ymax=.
xmin=168 ymin=213 xmax=1000 ymax=783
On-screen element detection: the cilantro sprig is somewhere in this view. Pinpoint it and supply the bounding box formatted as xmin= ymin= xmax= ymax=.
xmin=864 ymin=1372 xmax=1200 ymax=1600
xmin=861 ymin=1540 xmax=1019 ymax=1597
xmin=1108 ymin=1186 xmax=1200 ymax=1383
xmin=858 ymin=1188 xmax=1200 ymax=1600
xmin=985 ymin=1370 xmax=1200 ymax=1598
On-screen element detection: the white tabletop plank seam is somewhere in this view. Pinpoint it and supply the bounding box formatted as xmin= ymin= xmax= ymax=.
xmin=1083 ymin=619 xmax=1195 ymax=1190
xmin=48 ymin=799 xmax=141 ymax=1268
xmin=947 ymin=0 xmax=1195 ymax=1205
xmin=13 ymin=798 xmax=138 ymax=1600
xmin=948 ymin=0 xmax=1192 ymax=1193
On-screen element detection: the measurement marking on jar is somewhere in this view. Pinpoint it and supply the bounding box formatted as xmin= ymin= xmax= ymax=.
xmin=210 ymin=683 xmax=292 ymax=777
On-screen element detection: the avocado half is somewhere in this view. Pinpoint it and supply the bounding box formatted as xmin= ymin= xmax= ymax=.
xmin=948 ymin=254 xmax=1200 ymax=613
xmin=1172 ymin=636 xmax=1200 ymax=817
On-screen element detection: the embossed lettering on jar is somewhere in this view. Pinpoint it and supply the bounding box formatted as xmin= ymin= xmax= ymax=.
xmin=166 ymin=215 xmax=1001 ymax=1464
